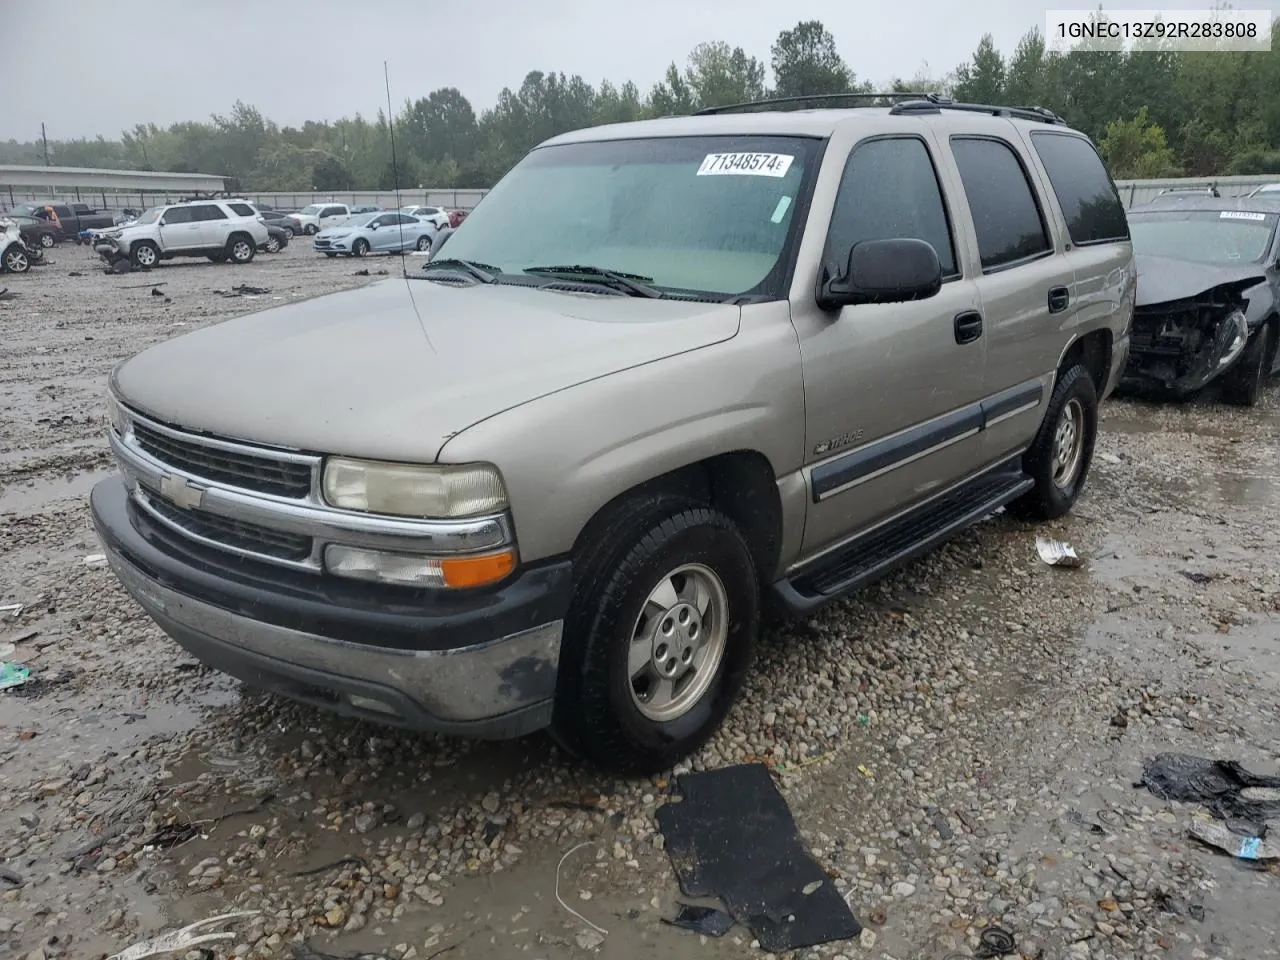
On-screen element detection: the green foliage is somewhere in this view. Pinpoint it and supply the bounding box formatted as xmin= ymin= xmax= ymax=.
xmin=4 ymin=17 xmax=1279 ymax=189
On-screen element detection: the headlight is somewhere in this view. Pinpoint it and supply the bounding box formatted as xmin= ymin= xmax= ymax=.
xmin=1218 ymin=309 xmax=1250 ymax=368
xmin=321 ymin=458 xmax=508 ymax=518
xmin=106 ymin=393 xmax=126 ymax=435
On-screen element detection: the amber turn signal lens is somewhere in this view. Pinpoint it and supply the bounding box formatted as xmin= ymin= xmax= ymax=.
xmin=439 ymin=549 xmax=518 ymax=588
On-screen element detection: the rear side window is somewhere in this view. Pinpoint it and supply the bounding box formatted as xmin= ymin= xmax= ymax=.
xmin=950 ymin=137 xmax=1051 ymax=270
xmin=1030 ymin=132 xmax=1129 ymax=245
xmin=826 ymin=136 xmax=958 ymax=278
xmin=228 ymin=202 xmax=256 ymax=217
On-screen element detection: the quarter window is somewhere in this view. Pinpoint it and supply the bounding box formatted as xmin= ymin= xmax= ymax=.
xmin=826 ymin=136 xmax=958 ymax=278
xmin=950 ymin=137 xmax=1051 ymax=270
xmin=1030 ymin=132 xmax=1129 ymax=245
xmin=228 ymin=202 xmax=257 ymax=217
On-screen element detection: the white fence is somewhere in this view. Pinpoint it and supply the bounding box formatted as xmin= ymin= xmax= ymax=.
xmin=1112 ymin=175 xmax=1277 ymax=207
xmin=5 ymin=175 xmax=1279 ymax=216
xmin=2 ymin=186 xmax=490 ymax=215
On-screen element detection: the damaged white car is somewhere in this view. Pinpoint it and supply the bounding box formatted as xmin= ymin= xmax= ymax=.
xmin=1122 ymin=196 xmax=1280 ymax=406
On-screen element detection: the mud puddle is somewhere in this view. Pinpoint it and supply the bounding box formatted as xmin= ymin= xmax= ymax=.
xmin=0 ymin=467 xmax=113 ymax=513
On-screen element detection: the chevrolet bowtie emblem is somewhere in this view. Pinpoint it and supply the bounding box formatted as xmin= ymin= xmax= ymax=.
xmin=159 ymin=474 xmax=205 ymax=511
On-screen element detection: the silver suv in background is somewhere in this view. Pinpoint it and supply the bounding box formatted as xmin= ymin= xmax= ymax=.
xmin=92 ymin=94 xmax=1134 ymax=774
xmin=93 ymin=200 xmax=270 ymax=268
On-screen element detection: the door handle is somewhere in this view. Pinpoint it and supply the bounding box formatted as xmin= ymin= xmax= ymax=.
xmin=954 ymin=310 xmax=983 ymax=345
xmin=1048 ymin=285 xmax=1070 ymax=314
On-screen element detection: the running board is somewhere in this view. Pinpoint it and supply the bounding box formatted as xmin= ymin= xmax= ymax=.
xmin=772 ymin=467 xmax=1034 ymax=616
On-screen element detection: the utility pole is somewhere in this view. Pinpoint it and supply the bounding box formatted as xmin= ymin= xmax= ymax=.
xmin=41 ymin=123 xmax=50 ymax=166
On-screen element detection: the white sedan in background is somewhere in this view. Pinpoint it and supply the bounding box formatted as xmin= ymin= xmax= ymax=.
xmin=400 ymin=205 xmax=451 ymax=230
xmin=312 ymin=211 xmax=439 ymax=257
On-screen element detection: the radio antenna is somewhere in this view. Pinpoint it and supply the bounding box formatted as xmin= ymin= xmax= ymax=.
xmin=383 ymin=60 xmax=432 ymax=351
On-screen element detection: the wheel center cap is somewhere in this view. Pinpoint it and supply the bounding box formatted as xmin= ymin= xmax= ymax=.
xmin=653 ymin=602 xmax=702 ymax=678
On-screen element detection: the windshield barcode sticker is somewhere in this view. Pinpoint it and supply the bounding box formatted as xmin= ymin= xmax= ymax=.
xmin=697 ymin=153 xmax=795 ymax=177
xmin=1220 ymin=210 xmax=1267 ymax=221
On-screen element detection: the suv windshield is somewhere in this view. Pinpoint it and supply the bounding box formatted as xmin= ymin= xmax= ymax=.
xmin=437 ymin=135 xmax=820 ymax=298
xmin=298 ymin=204 xmax=323 ymax=215
xmin=135 ymin=207 xmax=163 ymax=225
xmin=1128 ymin=209 xmax=1278 ymax=265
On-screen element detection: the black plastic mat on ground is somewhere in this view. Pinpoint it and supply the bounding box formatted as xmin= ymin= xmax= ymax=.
xmin=655 ymin=763 xmax=861 ymax=952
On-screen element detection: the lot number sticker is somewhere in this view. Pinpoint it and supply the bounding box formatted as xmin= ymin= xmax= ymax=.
xmin=698 ymin=152 xmax=795 ymax=177
xmin=1220 ymin=210 xmax=1267 ymax=221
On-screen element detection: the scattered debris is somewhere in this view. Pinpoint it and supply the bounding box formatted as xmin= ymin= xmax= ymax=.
xmin=555 ymin=841 xmax=609 ymax=939
xmin=1065 ymin=809 xmax=1107 ymax=835
xmin=105 ymin=911 xmax=258 ymax=960
xmin=354 ymin=268 xmax=370 ymax=276
xmin=655 ymin=763 xmax=861 ymax=952
xmin=974 ymin=925 xmax=1017 ymax=957
xmin=1189 ymin=817 xmax=1280 ymax=861
xmin=141 ymin=822 xmax=200 ymax=850
xmin=290 ymin=855 xmax=367 ymax=878
xmin=104 ymin=260 xmax=132 ymax=275
xmin=662 ymin=904 xmax=736 ymax=937
xmin=1179 ymin=570 xmax=1216 ymax=585
xmin=122 ymin=281 xmax=167 ymax=290
xmin=150 ymin=287 xmax=165 ymax=296
xmin=1099 ymin=452 xmax=1122 ymax=464
xmin=0 ymin=662 xmax=31 ymax=691
xmin=289 ymin=942 xmax=396 ymax=960
xmin=0 ymin=602 xmax=23 ymax=619
xmin=1139 ymin=753 xmax=1280 ymax=825
xmin=1036 ymin=537 xmax=1084 ymax=567
xmin=68 ymin=271 xmax=83 ymax=276
xmin=84 ymin=553 xmax=108 ymax=567
xmin=219 ymin=284 xmax=271 ymax=297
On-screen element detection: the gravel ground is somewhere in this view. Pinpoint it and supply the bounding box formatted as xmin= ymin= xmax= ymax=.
xmin=1 ymin=241 xmax=1278 ymax=960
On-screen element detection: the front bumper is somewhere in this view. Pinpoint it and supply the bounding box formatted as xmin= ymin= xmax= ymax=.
xmin=312 ymin=237 xmax=348 ymax=252
xmin=91 ymin=475 xmax=573 ymax=739
xmin=1120 ymin=309 xmax=1250 ymax=395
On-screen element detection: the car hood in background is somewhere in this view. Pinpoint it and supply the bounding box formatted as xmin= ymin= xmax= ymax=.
xmin=1135 ymin=253 xmax=1268 ymax=307
xmin=112 ymin=279 xmax=742 ymax=464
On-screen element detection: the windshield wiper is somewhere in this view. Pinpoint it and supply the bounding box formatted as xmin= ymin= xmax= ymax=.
xmin=522 ymin=264 xmax=662 ymax=298
xmin=421 ymin=258 xmax=498 ymax=284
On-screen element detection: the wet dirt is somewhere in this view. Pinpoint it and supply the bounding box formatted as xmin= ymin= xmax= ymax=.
xmin=2 ymin=243 xmax=1279 ymax=960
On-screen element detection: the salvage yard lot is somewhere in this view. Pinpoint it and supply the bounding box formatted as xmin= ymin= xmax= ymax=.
xmin=1 ymin=244 xmax=1279 ymax=960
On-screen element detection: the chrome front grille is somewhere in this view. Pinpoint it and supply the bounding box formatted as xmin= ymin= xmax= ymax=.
xmin=140 ymin=490 xmax=314 ymax=563
xmin=132 ymin=420 xmax=313 ymax=498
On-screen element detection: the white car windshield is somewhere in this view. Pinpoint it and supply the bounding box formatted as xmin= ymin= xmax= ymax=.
xmin=436 ymin=135 xmax=818 ymax=298
xmin=298 ymin=204 xmax=323 ymax=215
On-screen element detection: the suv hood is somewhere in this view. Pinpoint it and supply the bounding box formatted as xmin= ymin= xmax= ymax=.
xmin=112 ymin=279 xmax=741 ymax=463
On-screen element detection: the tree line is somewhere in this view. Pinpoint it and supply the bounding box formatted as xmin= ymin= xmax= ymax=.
xmin=3 ymin=18 xmax=1278 ymax=191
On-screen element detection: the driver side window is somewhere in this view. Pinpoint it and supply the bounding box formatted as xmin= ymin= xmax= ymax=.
xmin=826 ymin=136 xmax=958 ymax=280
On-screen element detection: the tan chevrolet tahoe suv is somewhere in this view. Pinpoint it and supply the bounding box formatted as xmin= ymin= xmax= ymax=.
xmin=91 ymin=94 xmax=1135 ymax=775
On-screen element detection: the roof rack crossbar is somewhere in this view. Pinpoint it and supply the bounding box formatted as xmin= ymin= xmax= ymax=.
xmin=889 ymin=97 xmax=1065 ymax=125
xmin=692 ymin=92 xmax=938 ymax=116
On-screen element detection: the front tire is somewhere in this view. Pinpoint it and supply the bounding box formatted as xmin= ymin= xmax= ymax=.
xmin=1009 ymin=364 xmax=1098 ymax=521
xmin=1221 ymin=322 xmax=1275 ymax=407
xmin=130 ymin=241 xmax=159 ymax=269
xmin=304 ymin=224 xmax=318 ymax=235
xmin=2 ymin=244 xmax=30 ymax=273
xmin=351 ymin=238 xmax=370 ymax=257
xmin=227 ymin=235 xmax=255 ymax=264
xmin=265 ymin=235 xmax=281 ymax=253
xmin=551 ymin=497 xmax=759 ymax=775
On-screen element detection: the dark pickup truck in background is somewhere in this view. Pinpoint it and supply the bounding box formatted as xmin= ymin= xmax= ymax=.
xmin=6 ymin=201 xmax=117 ymax=240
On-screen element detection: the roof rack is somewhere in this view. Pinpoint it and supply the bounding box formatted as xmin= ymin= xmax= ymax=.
xmin=693 ymin=92 xmax=936 ymax=116
xmin=889 ymin=94 xmax=1065 ymax=125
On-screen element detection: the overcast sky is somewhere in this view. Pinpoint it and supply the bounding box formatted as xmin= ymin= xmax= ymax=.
xmin=6 ymin=0 xmax=1278 ymax=141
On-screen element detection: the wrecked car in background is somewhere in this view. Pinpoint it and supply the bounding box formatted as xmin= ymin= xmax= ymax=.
xmin=1122 ymin=196 xmax=1280 ymax=406
xmin=1 ymin=218 xmax=39 ymax=273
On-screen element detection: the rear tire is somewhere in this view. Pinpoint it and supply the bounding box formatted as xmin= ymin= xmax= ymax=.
xmin=1221 ymin=322 xmax=1274 ymax=407
xmin=550 ymin=496 xmax=759 ymax=775
xmin=415 ymin=235 xmax=432 ymax=252
xmin=1009 ymin=364 xmax=1098 ymax=521
xmin=39 ymin=233 xmax=55 ymax=248
xmin=265 ymin=235 xmax=281 ymax=254
xmin=283 ymin=226 xmax=295 ymax=239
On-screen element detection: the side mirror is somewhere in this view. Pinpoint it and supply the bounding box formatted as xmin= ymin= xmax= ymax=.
xmin=369 ymin=222 xmax=378 ymax=230
xmin=817 ymin=237 xmax=942 ymax=311
xmin=158 ymin=218 xmax=167 ymax=226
